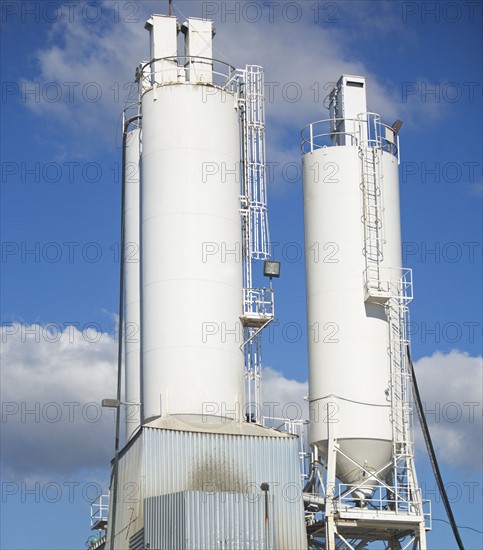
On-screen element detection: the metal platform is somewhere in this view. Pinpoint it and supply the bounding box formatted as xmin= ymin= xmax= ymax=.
xmin=90 ymin=494 xmax=109 ymax=533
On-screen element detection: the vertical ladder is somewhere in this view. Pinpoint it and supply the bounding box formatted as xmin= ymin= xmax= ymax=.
xmin=359 ymin=118 xmax=423 ymax=520
xmin=361 ymin=144 xmax=384 ymax=280
xmin=359 ymin=116 xmax=411 ymax=457
xmin=359 ymin=113 xmax=385 ymax=295
xmin=240 ymin=65 xmax=272 ymax=423
xmin=242 ymin=65 xmax=270 ymax=263
xmin=388 ymin=297 xmax=412 ymax=510
xmin=388 ymin=298 xmax=407 ymax=447
xmin=389 ymin=291 xmax=424 ymax=516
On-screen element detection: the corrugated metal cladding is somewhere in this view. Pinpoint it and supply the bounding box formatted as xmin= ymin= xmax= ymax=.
xmin=145 ymin=491 xmax=270 ymax=549
xmin=107 ymin=427 xmax=307 ymax=549
xmin=128 ymin=529 xmax=143 ymax=550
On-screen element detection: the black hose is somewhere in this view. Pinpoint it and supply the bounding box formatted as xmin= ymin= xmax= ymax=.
xmin=407 ymin=345 xmax=465 ymax=550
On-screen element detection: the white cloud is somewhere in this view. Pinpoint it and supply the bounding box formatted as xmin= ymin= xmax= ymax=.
xmin=22 ymin=11 xmax=147 ymax=152
xmin=412 ymin=350 xmax=482 ymax=471
xmin=262 ymin=351 xmax=483 ymax=472
xmin=0 ymin=324 xmax=117 ymax=481
xmin=3 ymin=325 xmax=478 ymax=480
xmin=21 ymin=0 xmax=445 ymax=163
xmin=261 ymin=366 xmax=308 ymax=423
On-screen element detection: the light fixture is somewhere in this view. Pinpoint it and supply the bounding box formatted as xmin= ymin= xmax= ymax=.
xmin=391 ymin=119 xmax=403 ymax=135
xmin=102 ymin=398 xmax=120 ymax=408
xmin=263 ymin=260 xmax=280 ymax=279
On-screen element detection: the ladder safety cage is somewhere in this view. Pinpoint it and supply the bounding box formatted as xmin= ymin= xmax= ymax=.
xmin=241 ymin=64 xmax=271 ymax=262
xmin=356 ymin=111 xmax=427 ymax=544
xmin=239 ymin=65 xmax=273 ymax=424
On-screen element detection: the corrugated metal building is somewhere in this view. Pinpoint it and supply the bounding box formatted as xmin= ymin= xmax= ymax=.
xmin=106 ymin=418 xmax=307 ymax=549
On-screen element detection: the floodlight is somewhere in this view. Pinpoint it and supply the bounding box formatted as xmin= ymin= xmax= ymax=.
xmin=391 ymin=119 xmax=403 ymax=135
xmin=263 ymin=260 xmax=280 ymax=278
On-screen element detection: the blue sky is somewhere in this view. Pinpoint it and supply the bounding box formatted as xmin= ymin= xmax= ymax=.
xmin=1 ymin=1 xmax=481 ymax=549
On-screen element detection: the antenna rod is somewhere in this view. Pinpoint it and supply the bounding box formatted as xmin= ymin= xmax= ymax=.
xmin=168 ymin=0 xmax=172 ymax=16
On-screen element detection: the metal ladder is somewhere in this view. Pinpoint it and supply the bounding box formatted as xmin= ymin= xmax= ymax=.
xmin=241 ymin=64 xmax=269 ymax=263
xmin=359 ymin=119 xmax=409 ymax=450
xmin=360 ymin=143 xmax=384 ymax=272
xmin=388 ymin=298 xmax=408 ymax=447
xmin=359 ymin=121 xmax=421 ymax=518
xmin=388 ymin=297 xmax=413 ymax=510
xmin=388 ymin=294 xmax=424 ymax=516
xmin=239 ymin=65 xmax=272 ymax=422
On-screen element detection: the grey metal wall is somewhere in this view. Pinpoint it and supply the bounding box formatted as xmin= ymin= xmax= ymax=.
xmin=107 ymin=426 xmax=307 ymax=549
xmin=145 ymin=491 xmax=269 ymax=549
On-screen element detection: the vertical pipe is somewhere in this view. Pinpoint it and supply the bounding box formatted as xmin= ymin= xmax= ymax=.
xmin=124 ymin=127 xmax=141 ymax=441
xmin=109 ymin=115 xmax=141 ymax=550
xmin=260 ymin=483 xmax=270 ymax=549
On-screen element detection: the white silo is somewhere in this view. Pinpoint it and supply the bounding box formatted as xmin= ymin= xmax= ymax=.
xmin=140 ymin=15 xmax=244 ymax=422
xmin=301 ymin=76 xmax=428 ymax=549
xmin=302 ymin=75 xmax=408 ymax=494
xmin=100 ymin=14 xmax=308 ymax=550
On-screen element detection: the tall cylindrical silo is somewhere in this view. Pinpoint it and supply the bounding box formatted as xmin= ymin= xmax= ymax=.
xmin=140 ymin=16 xmax=244 ymax=423
xmin=302 ymin=75 xmax=402 ymax=492
xmin=105 ymin=14 xmax=311 ymax=549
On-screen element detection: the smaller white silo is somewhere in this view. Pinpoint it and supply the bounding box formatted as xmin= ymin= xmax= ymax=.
xmin=302 ymin=75 xmax=405 ymax=494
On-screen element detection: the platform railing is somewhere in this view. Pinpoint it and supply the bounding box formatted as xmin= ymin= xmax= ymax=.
xmin=90 ymin=493 xmax=109 ymax=530
xmin=364 ymin=266 xmax=413 ymax=303
xmin=138 ymin=56 xmax=239 ymax=92
xmin=242 ymin=287 xmax=273 ymax=320
xmin=301 ymin=115 xmax=399 ymax=159
xmin=335 ymin=483 xmax=432 ymax=527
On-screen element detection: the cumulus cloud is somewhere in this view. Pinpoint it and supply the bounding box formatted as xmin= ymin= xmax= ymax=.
xmin=21 ymin=0 xmax=445 ymax=163
xmin=0 ymin=323 xmax=117 ymax=481
xmin=412 ymin=350 xmax=482 ymax=471
xmin=1 ymin=324 xmax=310 ymax=480
xmin=261 ymin=366 xmax=308 ymax=423
xmin=2 ymin=325 xmax=479 ymax=479
xmin=262 ymin=351 xmax=483 ymax=473
xmin=22 ymin=8 xmax=147 ymax=151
